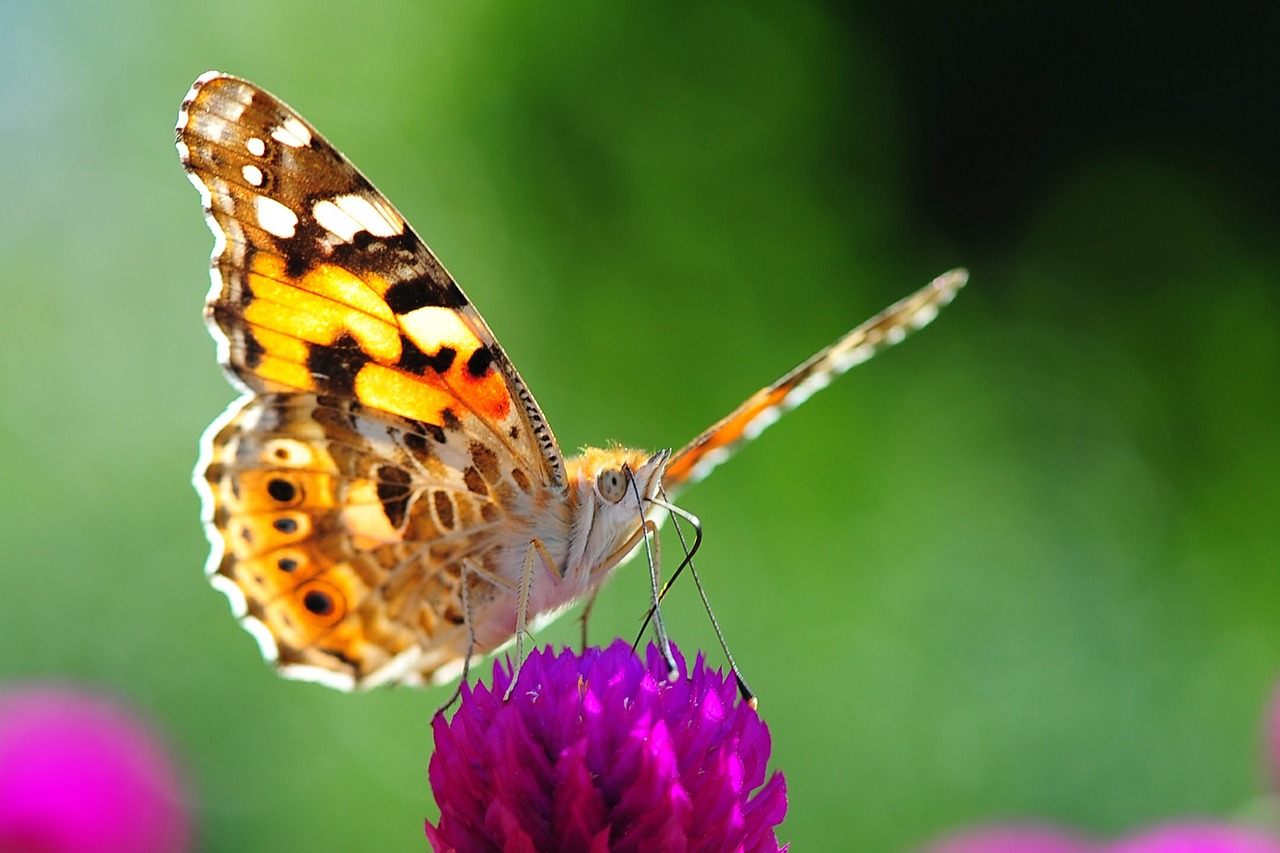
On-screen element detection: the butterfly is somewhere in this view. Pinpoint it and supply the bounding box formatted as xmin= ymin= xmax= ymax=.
xmin=177 ymin=71 xmax=965 ymax=692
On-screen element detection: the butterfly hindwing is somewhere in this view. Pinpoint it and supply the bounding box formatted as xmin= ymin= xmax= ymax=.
xmin=199 ymin=389 xmax=545 ymax=687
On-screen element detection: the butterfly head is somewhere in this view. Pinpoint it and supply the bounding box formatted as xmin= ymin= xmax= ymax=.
xmin=566 ymin=446 xmax=670 ymax=577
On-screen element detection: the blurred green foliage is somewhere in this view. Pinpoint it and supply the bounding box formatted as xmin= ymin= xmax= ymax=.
xmin=1 ymin=1 xmax=1276 ymax=850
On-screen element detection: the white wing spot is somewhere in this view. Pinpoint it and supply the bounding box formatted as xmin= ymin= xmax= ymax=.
xmin=246 ymin=136 xmax=266 ymax=157
xmin=188 ymin=110 xmax=233 ymax=145
xmin=206 ymin=176 xmax=233 ymax=215
xmin=401 ymin=305 xmax=479 ymax=353
xmin=314 ymin=194 xmax=404 ymax=241
xmin=911 ymin=301 xmax=940 ymax=328
xmin=220 ymin=97 xmax=249 ymax=123
xmin=271 ymin=116 xmax=312 ymax=148
xmin=785 ymin=370 xmax=833 ymax=408
xmin=688 ymin=446 xmax=731 ymax=485
xmin=742 ymin=405 xmax=782 ymax=441
xmin=241 ymin=164 xmax=264 ymax=186
xmin=832 ymin=343 xmax=874 ymax=373
xmin=312 ymin=200 xmax=362 ymax=242
xmin=255 ymin=195 xmax=298 ymax=238
xmin=216 ymin=77 xmax=254 ymax=121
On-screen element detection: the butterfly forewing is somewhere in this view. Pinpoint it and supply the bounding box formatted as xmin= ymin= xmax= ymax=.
xmin=177 ymin=72 xmax=563 ymax=487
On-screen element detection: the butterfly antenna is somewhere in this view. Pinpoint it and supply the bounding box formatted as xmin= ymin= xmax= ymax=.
xmin=630 ymin=503 xmax=697 ymax=644
xmin=627 ymin=465 xmax=678 ymax=681
xmin=634 ymin=495 xmax=702 ymax=621
xmin=639 ymin=492 xmax=756 ymax=708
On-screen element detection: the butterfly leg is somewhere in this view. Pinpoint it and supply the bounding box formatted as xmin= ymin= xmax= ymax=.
xmin=433 ymin=557 xmax=493 ymax=716
xmin=504 ymin=538 xmax=559 ymax=701
xmin=433 ymin=556 xmax=523 ymax=717
xmin=578 ymin=586 xmax=602 ymax=651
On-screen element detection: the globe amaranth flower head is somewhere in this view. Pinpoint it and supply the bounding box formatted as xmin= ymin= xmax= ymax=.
xmin=426 ymin=640 xmax=788 ymax=853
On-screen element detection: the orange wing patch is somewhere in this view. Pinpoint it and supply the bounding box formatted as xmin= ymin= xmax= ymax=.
xmin=660 ymin=384 xmax=788 ymax=488
xmin=245 ymin=255 xmax=398 ymax=347
xmin=226 ymin=250 xmax=509 ymax=427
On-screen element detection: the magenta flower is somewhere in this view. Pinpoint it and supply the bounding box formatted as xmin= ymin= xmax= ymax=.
xmin=0 ymin=685 xmax=192 ymax=853
xmin=426 ymin=640 xmax=788 ymax=853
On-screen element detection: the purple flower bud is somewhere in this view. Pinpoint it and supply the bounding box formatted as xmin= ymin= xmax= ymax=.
xmin=426 ymin=641 xmax=787 ymax=852
xmin=0 ymin=685 xmax=192 ymax=853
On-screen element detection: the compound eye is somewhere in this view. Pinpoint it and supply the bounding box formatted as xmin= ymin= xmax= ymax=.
xmin=596 ymin=467 xmax=629 ymax=504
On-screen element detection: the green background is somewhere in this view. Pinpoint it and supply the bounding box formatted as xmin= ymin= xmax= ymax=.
xmin=2 ymin=1 xmax=1277 ymax=850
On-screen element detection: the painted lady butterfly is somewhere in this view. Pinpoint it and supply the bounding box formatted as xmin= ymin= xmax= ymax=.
xmin=177 ymin=71 xmax=965 ymax=691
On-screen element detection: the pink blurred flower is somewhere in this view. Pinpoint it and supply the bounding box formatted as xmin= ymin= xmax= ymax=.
xmin=0 ymin=685 xmax=191 ymax=853
xmin=1108 ymin=824 xmax=1280 ymax=853
xmin=924 ymin=679 xmax=1280 ymax=853
xmin=927 ymin=823 xmax=1280 ymax=853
